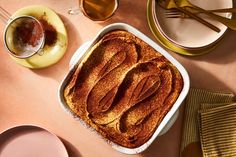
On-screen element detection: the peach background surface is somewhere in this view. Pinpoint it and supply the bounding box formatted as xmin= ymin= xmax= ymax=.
xmin=0 ymin=0 xmax=236 ymax=157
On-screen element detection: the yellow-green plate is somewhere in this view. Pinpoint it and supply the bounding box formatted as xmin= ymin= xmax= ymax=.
xmin=147 ymin=0 xmax=221 ymax=56
xmin=9 ymin=5 xmax=68 ymax=68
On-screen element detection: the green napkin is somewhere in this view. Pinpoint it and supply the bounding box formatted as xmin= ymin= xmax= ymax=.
xmin=199 ymin=103 xmax=236 ymax=157
xmin=180 ymin=88 xmax=235 ymax=157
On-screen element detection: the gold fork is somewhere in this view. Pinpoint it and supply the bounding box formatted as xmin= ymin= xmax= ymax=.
xmin=157 ymin=0 xmax=220 ymax=32
xmin=165 ymin=9 xmax=191 ymax=18
xmin=174 ymin=0 xmax=236 ymax=30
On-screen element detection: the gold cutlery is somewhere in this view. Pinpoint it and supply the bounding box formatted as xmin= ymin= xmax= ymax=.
xmin=165 ymin=7 xmax=236 ymax=18
xmin=157 ymin=0 xmax=220 ymax=32
xmin=174 ymin=0 xmax=236 ymax=30
xmin=165 ymin=9 xmax=192 ymax=18
xmin=165 ymin=8 xmax=234 ymax=18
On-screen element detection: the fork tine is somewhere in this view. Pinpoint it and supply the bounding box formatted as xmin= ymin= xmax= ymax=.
xmin=165 ymin=12 xmax=179 ymax=15
xmin=165 ymin=15 xmax=182 ymax=18
xmin=165 ymin=9 xmax=180 ymax=14
xmin=165 ymin=9 xmax=189 ymax=18
xmin=166 ymin=15 xmax=181 ymax=18
xmin=165 ymin=10 xmax=182 ymax=18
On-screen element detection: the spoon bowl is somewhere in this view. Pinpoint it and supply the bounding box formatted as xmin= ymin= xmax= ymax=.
xmin=175 ymin=0 xmax=236 ymax=30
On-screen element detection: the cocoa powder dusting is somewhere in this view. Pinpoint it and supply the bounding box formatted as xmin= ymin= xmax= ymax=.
xmin=39 ymin=19 xmax=57 ymax=46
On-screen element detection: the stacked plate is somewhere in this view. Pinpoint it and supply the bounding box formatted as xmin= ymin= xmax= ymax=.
xmin=147 ymin=0 xmax=232 ymax=56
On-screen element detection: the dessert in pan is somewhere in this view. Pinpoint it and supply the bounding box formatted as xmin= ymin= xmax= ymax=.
xmin=63 ymin=30 xmax=183 ymax=148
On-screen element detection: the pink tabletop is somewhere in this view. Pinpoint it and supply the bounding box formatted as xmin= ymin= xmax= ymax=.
xmin=0 ymin=0 xmax=236 ymax=157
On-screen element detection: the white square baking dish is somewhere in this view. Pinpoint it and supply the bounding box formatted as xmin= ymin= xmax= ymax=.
xmin=58 ymin=23 xmax=190 ymax=154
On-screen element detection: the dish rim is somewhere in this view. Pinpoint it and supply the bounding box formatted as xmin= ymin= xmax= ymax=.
xmin=0 ymin=124 xmax=69 ymax=157
xmin=152 ymin=0 xmax=232 ymax=49
xmin=147 ymin=0 xmax=224 ymax=56
xmin=58 ymin=22 xmax=190 ymax=154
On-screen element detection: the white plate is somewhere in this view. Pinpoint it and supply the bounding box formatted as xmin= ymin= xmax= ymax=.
xmin=154 ymin=0 xmax=232 ymax=49
xmin=0 ymin=125 xmax=68 ymax=157
xmin=58 ymin=23 xmax=190 ymax=154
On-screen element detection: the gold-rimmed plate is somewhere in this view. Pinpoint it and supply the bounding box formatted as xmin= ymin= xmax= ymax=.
xmin=154 ymin=0 xmax=232 ymax=49
xmin=147 ymin=0 xmax=230 ymax=56
xmin=9 ymin=5 xmax=68 ymax=69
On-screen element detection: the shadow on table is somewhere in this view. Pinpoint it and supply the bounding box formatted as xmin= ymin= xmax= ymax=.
xmin=61 ymin=138 xmax=83 ymax=157
xmin=141 ymin=63 xmax=234 ymax=157
xmin=183 ymin=60 xmax=235 ymax=92
xmin=141 ymin=106 xmax=184 ymax=157
xmin=186 ymin=30 xmax=236 ymax=65
xmin=187 ymin=12 xmax=236 ymax=64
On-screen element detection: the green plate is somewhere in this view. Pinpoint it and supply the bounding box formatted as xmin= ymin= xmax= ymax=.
xmin=9 ymin=5 xmax=68 ymax=69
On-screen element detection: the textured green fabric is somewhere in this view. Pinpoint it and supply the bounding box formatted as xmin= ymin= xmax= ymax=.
xmin=180 ymin=88 xmax=235 ymax=157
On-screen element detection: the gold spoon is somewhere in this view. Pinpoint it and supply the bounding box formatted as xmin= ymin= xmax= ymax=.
xmin=175 ymin=0 xmax=236 ymax=30
xmin=169 ymin=7 xmax=236 ymax=15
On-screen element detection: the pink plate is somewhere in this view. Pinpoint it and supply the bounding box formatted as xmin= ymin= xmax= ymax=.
xmin=0 ymin=125 xmax=68 ymax=157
